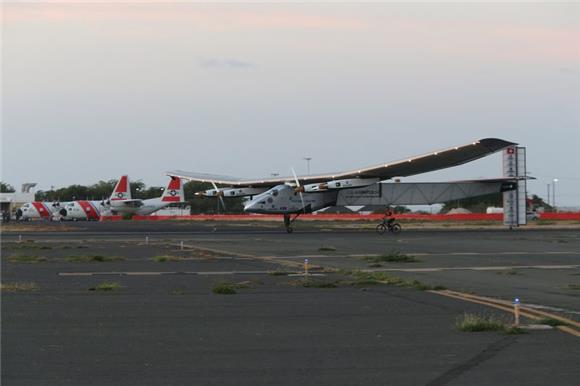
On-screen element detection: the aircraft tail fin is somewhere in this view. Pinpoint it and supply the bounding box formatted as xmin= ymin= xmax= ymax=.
xmin=110 ymin=175 xmax=131 ymax=201
xmin=161 ymin=176 xmax=184 ymax=202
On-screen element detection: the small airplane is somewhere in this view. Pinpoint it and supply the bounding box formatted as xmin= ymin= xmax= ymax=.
xmin=168 ymin=138 xmax=517 ymax=232
xmin=60 ymin=176 xmax=185 ymax=220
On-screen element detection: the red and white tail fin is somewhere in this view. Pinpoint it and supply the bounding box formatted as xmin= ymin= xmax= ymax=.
xmin=161 ymin=176 xmax=184 ymax=202
xmin=110 ymin=175 xmax=131 ymax=201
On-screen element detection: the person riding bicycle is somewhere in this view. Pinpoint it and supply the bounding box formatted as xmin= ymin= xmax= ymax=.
xmin=383 ymin=207 xmax=396 ymax=228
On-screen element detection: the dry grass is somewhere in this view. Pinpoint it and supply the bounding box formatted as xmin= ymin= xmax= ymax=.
xmin=7 ymin=255 xmax=48 ymax=263
xmin=67 ymin=255 xmax=124 ymax=262
xmin=153 ymin=255 xmax=183 ymax=262
xmin=89 ymin=282 xmax=121 ymax=292
xmin=1 ymin=282 xmax=39 ymax=292
xmin=456 ymin=313 xmax=525 ymax=334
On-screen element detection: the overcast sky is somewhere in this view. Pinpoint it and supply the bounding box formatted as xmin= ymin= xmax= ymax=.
xmin=2 ymin=1 xmax=579 ymax=205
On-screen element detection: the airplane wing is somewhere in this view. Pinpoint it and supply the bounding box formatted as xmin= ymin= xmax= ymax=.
xmin=114 ymin=199 xmax=144 ymax=208
xmin=168 ymin=138 xmax=515 ymax=187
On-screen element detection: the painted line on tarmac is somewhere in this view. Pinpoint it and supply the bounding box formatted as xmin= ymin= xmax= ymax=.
xmin=59 ymin=270 xmax=279 ymax=277
xmin=267 ymin=252 xmax=578 ymax=260
xmin=365 ymin=264 xmax=580 ymax=273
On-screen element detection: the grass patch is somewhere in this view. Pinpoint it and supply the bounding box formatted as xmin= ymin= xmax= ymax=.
xmin=302 ymin=279 xmax=339 ymax=288
xmin=268 ymin=270 xmax=289 ymax=276
xmin=456 ymin=313 xmax=525 ymax=334
xmin=496 ymin=269 xmax=520 ymax=276
xmin=211 ymin=280 xmax=255 ymax=295
xmin=3 ymin=242 xmax=52 ymax=250
xmin=350 ymin=271 xmax=445 ymax=290
xmin=89 ymin=281 xmax=121 ymax=292
xmin=170 ymin=289 xmax=186 ymax=295
xmin=536 ymin=317 xmax=567 ymax=327
xmin=1 ymin=282 xmax=39 ymax=292
xmin=566 ymin=284 xmax=580 ymax=290
xmin=536 ymin=220 xmax=556 ymax=226
xmin=318 ymin=245 xmax=337 ymax=252
xmin=152 ymin=255 xmax=183 ymax=262
xmin=67 ymin=255 xmax=124 ymax=262
xmin=364 ymin=251 xmax=419 ymax=263
xmin=368 ymin=263 xmax=383 ymax=268
xmin=7 ymin=255 xmax=47 ymax=263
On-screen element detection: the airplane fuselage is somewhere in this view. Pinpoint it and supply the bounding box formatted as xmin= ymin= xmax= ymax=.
xmin=244 ymin=184 xmax=338 ymax=214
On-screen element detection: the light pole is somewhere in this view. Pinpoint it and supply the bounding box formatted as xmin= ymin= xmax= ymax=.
xmin=547 ymin=183 xmax=550 ymax=208
xmin=303 ymin=157 xmax=312 ymax=175
xmin=552 ymin=178 xmax=558 ymax=212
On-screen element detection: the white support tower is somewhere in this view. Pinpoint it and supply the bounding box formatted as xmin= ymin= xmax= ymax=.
xmin=503 ymin=146 xmax=527 ymax=227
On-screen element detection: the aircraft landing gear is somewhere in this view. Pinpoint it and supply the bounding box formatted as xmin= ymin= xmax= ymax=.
xmin=284 ymin=213 xmax=301 ymax=233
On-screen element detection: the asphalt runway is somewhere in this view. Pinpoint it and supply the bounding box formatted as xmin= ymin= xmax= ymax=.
xmin=2 ymin=222 xmax=580 ymax=385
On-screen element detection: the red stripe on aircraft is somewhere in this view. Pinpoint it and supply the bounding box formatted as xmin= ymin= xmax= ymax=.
xmin=31 ymin=202 xmax=51 ymax=218
xmin=161 ymin=196 xmax=181 ymax=202
xmin=77 ymin=201 xmax=99 ymax=220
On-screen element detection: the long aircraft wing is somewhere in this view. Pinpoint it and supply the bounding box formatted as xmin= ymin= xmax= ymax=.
xmin=168 ymin=138 xmax=515 ymax=187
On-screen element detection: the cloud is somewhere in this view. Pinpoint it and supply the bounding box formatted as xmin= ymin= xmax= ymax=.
xmin=200 ymin=58 xmax=256 ymax=69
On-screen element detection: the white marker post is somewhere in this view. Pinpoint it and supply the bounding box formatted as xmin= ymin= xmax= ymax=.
xmin=304 ymin=258 xmax=309 ymax=276
xmin=18 ymin=235 xmax=22 ymax=243
xmin=145 ymin=236 xmax=149 ymax=246
xmin=180 ymin=241 xmax=184 ymax=251
xmin=513 ymin=298 xmax=521 ymax=326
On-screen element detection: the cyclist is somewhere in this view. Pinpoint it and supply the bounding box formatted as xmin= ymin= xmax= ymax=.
xmin=383 ymin=207 xmax=396 ymax=228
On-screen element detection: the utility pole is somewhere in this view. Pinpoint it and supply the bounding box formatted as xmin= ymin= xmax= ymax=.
xmin=547 ymin=183 xmax=550 ymax=208
xmin=553 ymin=179 xmax=558 ymax=212
xmin=303 ymin=157 xmax=312 ymax=175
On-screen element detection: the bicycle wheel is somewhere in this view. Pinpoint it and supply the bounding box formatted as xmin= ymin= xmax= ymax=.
xmin=390 ymin=223 xmax=402 ymax=234
xmin=376 ymin=224 xmax=387 ymax=235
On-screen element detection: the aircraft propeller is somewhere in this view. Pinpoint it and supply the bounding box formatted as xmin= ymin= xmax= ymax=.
xmin=291 ymin=167 xmax=306 ymax=213
xmin=210 ymin=181 xmax=226 ymax=213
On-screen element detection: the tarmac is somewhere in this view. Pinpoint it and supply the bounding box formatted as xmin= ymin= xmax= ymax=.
xmin=2 ymin=221 xmax=580 ymax=385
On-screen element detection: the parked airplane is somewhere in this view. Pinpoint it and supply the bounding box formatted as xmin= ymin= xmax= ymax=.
xmin=108 ymin=176 xmax=185 ymax=216
xmin=58 ymin=175 xmax=131 ymax=220
xmin=15 ymin=175 xmax=132 ymax=221
xmin=168 ymin=138 xmax=518 ymax=232
xmin=60 ymin=176 xmax=185 ymax=220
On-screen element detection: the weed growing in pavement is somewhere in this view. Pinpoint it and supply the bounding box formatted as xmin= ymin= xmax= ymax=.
xmin=67 ymin=255 xmax=124 ymax=262
xmin=90 ymin=282 xmax=121 ymax=292
xmin=456 ymin=313 xmax=526 ymax=334
xmin=153 ymin=255 xmax=183 ymax=262
xmin=7 ymin=255 xmax=47 ymax=263
xmin=536 ymin=317 xmax=567 ymax=327
xmin=211 ymin=280 xmax=255 ymax=295
xmin=566 ymin=284 xmax=580 ymax=290
xmin=1 ymin=282 xmax=39 ymax=292
xmin=318 ymin=245 xmax=337 ymax=252
xmin=364 ymin=251 xmax=419 ymax=263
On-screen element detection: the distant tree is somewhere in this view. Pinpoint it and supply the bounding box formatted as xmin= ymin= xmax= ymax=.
xmin=0 ymin=182 xmax=16 ymax=193
xmin=183 ymin=181 xmax=245 ymax=214
xmin=529 ymin=194 xmax=552 ymax=211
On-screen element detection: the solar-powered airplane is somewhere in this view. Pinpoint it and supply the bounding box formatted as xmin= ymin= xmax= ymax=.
xmin=168 ymin=138 xmax=520 ymax=232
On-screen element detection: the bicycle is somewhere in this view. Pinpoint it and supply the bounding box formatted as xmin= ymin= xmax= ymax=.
xmin=376 ymin=218 xmax=402 ymax=234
